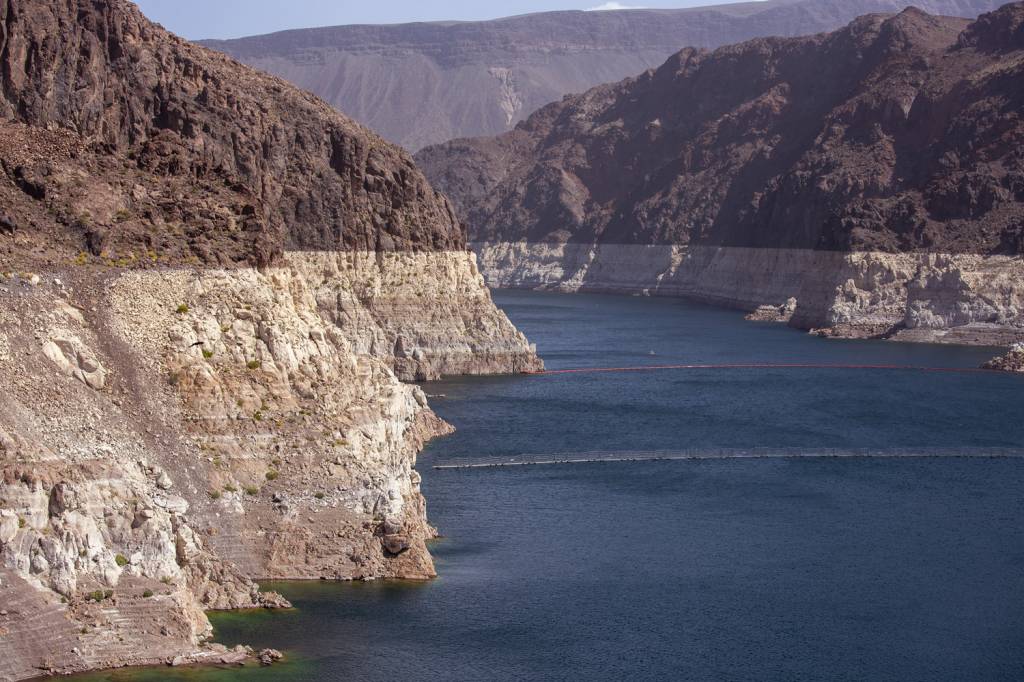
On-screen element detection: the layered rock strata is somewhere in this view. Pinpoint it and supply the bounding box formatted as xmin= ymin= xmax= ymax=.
xmin=0 ymin=0 xmax=540 ymax=678
xmin=420 ymin=5 xmax=1024 ymax=345
xmin=472 ymin=243 xmax=1024 ymax=343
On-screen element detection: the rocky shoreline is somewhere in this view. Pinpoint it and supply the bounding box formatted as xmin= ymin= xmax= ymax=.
xmin=0 ymin=251 xmax=540 ymax=681
xmin=983 ymin=344 xmax=1024 ymax=372
xmin=0 ymin=0 xmax=542 ymax=675
xmin=472 ymin=242 xmax=1024 ymax=348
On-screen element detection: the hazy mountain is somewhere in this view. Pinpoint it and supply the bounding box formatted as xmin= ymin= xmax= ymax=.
xmin=202 ymin=0 xmax=1005 ymax=150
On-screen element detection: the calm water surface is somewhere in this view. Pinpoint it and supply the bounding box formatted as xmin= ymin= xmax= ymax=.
xmin=78 ymin=292 xmax=1024 ymax=681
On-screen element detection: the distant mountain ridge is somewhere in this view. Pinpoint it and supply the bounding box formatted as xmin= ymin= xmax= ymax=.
xmin=201 ymin=0 xmax=1006 ymax=150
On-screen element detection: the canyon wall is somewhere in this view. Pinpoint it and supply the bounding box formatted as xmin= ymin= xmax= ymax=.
xmin=202 ymin=0 xmax=1005 ymax=151
xmin=421 ymin=5 xmax=1024 ymax=346
xmin=473 ymin=243 xmax=1024 ymax=344
xmin=0 ymin=0 xmax=539 ymax=678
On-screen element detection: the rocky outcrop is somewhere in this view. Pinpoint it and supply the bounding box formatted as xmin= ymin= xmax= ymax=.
xmin=0 ymin=0 xmax=464 ymax=270
xmin=983 ymin=343 xmax=1024 ymax=371
xmin=0 ymin=0 xmax=540 ymax=679
xmin=202 ymin=0 xmax=1005 ymax=151
xmin=0 ymin=247 xmax=538 ymax=681
xmin=420 ymin=5 xmax=1024 ymax=345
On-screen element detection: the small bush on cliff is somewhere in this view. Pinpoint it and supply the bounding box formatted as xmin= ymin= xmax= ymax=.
xmin=223 ymin=484 xmax=238 ymax=493
xmin=265 ymin=470 xmax=279 ymax=481
xmin=115 ymin=553 xmax=128 ymax=567
xmin=247 ymin=360 xmax=262 ymax=370
xmin=18 ymin=517 xmax=25 ymax=529
xmin=314 ymin=492 xmax=325 ymax=500
xmin=176 ymin=304 xmax=189 ymax=315
xmin=202 ymin=349 xmax=214 ymax=359
xmin=208 ymin=490 xmax=222 ymax=500
xmin=245 ymin=486 xmax=259 ymax=496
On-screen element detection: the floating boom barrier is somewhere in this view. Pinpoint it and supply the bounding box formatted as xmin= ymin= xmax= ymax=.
xmin=523 ymin=362 xmax=1003 ymax=376
xmin=432 ymin=447 xmax=1024 ymax=470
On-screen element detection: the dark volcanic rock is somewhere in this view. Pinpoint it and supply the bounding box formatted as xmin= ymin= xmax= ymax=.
xmin=203 ymin=0 xmax=1004 ymax=151
xmin=417 ymin=4 xmax=1024 ymax=256
xmin=0 ymin=0 xmax=463 ymax=270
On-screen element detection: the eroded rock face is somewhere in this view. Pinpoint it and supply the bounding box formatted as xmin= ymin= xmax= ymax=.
xmin=419 ymin=5 xmax=1024 ymax=344
xmin=472 ymin=243 xmax=1024 ymax=344
xmin=0 ymin=0 xmax=541 ymax=679
xmin=42 ymin=337 xmax=107 ymax=390
xmin=0 ymin=0 xmax=464 ymax=272
xmin=0 ymin=249 xmax=538 ymax=678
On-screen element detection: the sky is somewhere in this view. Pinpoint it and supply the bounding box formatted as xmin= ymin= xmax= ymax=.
xmin=132 ymin=0 xmax=754 ymax=40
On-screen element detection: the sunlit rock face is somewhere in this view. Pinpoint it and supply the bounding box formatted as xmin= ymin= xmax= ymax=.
xmin=0 ymin=0 xmax=539 ymax=678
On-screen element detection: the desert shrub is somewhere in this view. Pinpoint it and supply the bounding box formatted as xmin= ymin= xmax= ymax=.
xmin=115 ymin=554 xmax=128 ymax=567
xmin=265 ymin=470 xmax=279 ymax=481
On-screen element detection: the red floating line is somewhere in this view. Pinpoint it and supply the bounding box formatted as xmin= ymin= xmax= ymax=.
xmin=526 ymin=363 xmax=1000 ymax=376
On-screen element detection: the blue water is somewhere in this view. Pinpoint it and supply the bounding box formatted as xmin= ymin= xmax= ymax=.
xmin=76 ymin=291 xmax=1024 ymax=681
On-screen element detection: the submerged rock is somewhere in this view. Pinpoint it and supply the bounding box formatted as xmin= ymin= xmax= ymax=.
xmin=258 ymin=648 xmax=284 ymax=666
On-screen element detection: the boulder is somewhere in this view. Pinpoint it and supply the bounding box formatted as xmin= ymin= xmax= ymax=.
xmin=42 ymin=337 xmax=107 ymax=390
xmin=382 ymin=534 xmax=411 ymax=555
xmin=257 ymin=649 xmax=284 ymax=666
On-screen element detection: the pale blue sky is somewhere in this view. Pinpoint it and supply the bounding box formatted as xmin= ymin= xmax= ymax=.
xmin=132 ymin=0 xmax=752 ymax=40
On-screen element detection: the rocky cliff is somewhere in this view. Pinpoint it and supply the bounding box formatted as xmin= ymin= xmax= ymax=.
xmin=201 ymin=0 xmax=1005 ymax=151
xmin=418 ymin=3 xmax=1024 ymax=345
xmin=0 ymin=0 xmax=539 ymax=679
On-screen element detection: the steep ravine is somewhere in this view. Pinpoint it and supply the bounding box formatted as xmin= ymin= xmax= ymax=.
xmin=0 ymin=0 xmax=539 ymax=679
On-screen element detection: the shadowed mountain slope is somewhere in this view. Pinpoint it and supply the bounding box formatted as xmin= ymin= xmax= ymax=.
xmin=202 ymin=0 xmax=1005 ymax=151
xmin=416 ymin=4 xmax=1024 ymax=344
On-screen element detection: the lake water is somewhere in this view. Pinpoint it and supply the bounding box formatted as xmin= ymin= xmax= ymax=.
xmin=76 ymin=291 xmax=1024 ymax=681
